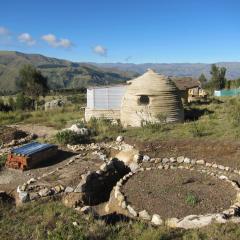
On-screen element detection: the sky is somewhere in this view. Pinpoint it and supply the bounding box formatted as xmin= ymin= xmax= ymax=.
xmin=0 ymin=0 xmax=240 ymax=63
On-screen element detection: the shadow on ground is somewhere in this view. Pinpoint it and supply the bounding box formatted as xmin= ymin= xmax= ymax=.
xmin=33 ymin=150 xmax=77 ymax=169
xmin=184 ymin=108 xmax=214 ymax=121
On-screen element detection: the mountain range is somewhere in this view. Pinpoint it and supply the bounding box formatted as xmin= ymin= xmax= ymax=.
xmin=0 ymin=51 xmax=137 ymax=92
xmin=91 ymin=62 xmax=240 ymax=79
xmin=1 ymin=50 xmax=240 ymax=92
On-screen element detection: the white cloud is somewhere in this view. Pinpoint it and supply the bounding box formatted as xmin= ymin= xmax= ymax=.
xmin=18 ymin=33 xmax=36 ymax=46
xmin=42 ymin=33 xmax=73 ymax=48
xmin=0 ymin=26 xmax=10 ymax=36
xmin=93 ymin=45 xmax=107 ymax=56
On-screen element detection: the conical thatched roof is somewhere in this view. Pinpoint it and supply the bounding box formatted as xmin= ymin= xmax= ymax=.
xmin=120 ymin=69 xmax=184 ymax=127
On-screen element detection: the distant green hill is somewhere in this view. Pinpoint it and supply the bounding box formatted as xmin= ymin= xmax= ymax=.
xmin=0 ymin=51 xmax=137 ymax=92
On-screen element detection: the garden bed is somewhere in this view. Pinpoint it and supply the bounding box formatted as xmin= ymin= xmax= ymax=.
xmin=122 ymin=169 xmax=236 ymax=219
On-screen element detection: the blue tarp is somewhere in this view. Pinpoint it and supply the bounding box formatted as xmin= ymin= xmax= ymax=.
xmin=11 ymin=142 xmax=56 ymax=157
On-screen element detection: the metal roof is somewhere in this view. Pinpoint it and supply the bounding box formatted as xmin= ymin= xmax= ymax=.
xmin=11 ymin=142 xmax=56 ymax=157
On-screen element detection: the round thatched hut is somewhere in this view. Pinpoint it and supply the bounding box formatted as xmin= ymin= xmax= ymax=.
xmin=120 ymin=69 xmax=184 ymax=127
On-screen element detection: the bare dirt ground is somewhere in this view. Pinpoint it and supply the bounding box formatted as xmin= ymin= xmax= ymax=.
xmin=0 ymin=149 xmax=103 ymax=195
xmin=0 ymin=126 xmax=28 ymax=144
xmin=12 ymin=124 xmax=58 ymax=139
xmin=122 ymin=169 xmax=237 ymax=219
xmin=126 ymin=138 xmax=240 ymax=169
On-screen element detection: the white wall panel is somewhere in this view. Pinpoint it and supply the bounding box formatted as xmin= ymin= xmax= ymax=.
xmin=87 ymin=85 xmax=127 ymax=110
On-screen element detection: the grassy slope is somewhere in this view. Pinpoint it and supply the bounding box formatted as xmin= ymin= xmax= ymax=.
xmin=0 ymin=51 xmax=136 ymax=91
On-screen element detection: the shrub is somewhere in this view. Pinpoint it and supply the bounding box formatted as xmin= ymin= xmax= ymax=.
xmin=185 ymin=192 xmax=199 ymax=206
xmin=55 ymin=130 xmax=90 ymax=145
xmin=189 ymin=122 xmax=209 ymax=137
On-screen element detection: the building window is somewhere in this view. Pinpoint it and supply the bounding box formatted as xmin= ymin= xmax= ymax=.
xmin=138 ymin=95 xmax=150 ymax=105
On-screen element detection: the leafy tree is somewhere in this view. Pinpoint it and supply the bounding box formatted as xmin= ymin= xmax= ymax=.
xmin=15 ymin=93 xmax=34 ymax=111
xmin=198 ymin=73 xmax=207 ymax=85
xmin=17 ymin=65 xmax=49 ymax=109
xmin=210 ymin=64 xmax=227 ymax=90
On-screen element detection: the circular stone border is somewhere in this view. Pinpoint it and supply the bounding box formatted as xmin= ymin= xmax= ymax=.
xmin=113 ymin=157 xmax=240 ymax=229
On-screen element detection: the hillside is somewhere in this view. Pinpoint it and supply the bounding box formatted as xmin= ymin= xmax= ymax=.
xmin=91 ymin=62 xmax=240 ymax=79
xmin=0 ymin=51 xmax=137 ymax=92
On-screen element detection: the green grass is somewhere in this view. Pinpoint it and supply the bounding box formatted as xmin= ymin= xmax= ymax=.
xmin=185 ymin=192 xmax=199 ymax=206
xmin=1 ymin=200 xmax=240 ymax=240
xmin=0 ymin=106 xmax=84 ymax=129
xmin=122 ymin=97 xmax=240 ymax=142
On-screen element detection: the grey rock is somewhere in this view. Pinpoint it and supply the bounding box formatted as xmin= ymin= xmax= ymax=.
xmin=19 ymin=191 xmax=29 ymax=203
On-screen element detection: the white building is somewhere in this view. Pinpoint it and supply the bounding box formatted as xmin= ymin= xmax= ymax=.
xmin=85 ymin=85 xmax=127 ymax=121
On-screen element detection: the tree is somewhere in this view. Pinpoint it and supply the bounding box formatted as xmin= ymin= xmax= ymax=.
xmin=8 ymin=97 xmax=15 ymax=110
xmin=17 ymin=65 xmax=49 ymax=109
xmin=198 ymin=73 xmax=207 ymax=86
xmin=210 ymin=64 xmax=227 ymax=90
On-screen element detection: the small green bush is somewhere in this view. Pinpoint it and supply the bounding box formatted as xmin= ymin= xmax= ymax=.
xmin=55 ymin=130 xmax=90 ymax=145
xmin=189 ymin=122 xmax=209 ymax=137
xmin=185 ymin=192 xmax=199 ymax=206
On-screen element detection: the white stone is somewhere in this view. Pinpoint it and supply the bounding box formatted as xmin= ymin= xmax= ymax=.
xmin=218 ymin=165 xmax=225 ymax=170
xmin=184 ymin=158 xmax=191 ymax=164
xmin=116 ymin=136 xmax=124 ymax=142
xmin=196 ymin=160 xmax=205 ymax=165
xmin=177 ymin=156 xmax=184 ymax=163
xmin=219 ymin=175 xmax=228 ymax=180
xmin=151 ymin=214 xmax=163 ymax=225
xmin=127 ymin=205 xmax=137 ymax=217
xmin=162 ymin=158 xmax=169 ymax=164
xmin=139 ymin=210 xmax=151 ymax=220
xmin=158 ymin=165 xmax=163 ymax=169
xmin=65 ymin=186 xmax=74 ymax=193
xmin=170 ymin=157 xmax=176 ymax=163
xmin=143 ymin=155 xmax=150 ymax=162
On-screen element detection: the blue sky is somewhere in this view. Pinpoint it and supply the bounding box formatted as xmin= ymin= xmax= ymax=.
xmin=0 ymin=0 xmax=240 ymax=63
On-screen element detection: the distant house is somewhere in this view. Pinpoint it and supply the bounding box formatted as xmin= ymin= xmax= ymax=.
xmin=172 ymin=77 xmax=207 ymax=103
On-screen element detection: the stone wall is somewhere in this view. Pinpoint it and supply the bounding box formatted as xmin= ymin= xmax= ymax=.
xmin=85 ymin=108 xmax=121 ymax=121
